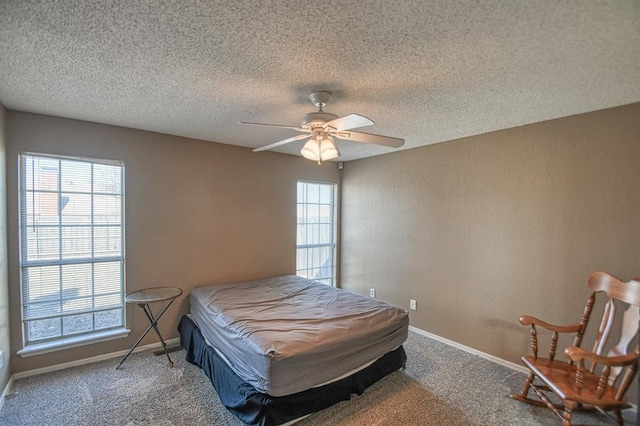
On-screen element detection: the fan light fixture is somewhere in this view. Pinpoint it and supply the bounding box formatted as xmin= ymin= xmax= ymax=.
xmin=300 ymin=133 xmax=340 ymax=164
xmin=240 ymin=91 xmax=405 ymax=165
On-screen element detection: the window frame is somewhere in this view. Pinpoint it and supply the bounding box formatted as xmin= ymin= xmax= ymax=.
xmin=296 ymin=180 xmax=338 ymax=286
xmin=17 ymin=152 xmax=129 ymax=357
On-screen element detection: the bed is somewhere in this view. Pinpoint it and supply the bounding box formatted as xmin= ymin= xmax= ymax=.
xmin=179 ymin=275 xmax=409 ymax=425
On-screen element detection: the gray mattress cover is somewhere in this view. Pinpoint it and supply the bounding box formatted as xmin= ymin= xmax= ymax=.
xmin=190 ymin=275 xmax=409 ymax=397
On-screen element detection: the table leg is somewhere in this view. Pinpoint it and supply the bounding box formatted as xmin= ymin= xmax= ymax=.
xmin=141 ymin=302 xmax=174 ymax=367
xmin=116 ymin=297 xmax=177 ymax=369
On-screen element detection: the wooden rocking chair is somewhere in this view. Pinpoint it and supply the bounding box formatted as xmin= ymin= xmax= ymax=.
xmin=510 ymin=271 xmax=640 ymax=425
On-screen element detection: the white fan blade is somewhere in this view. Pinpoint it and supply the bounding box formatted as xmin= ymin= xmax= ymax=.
xmin=253 ymin=134 xmax=311 ymax=152
xmin=239 ymin=121 xmax=308 ymax=132
xmin=323 ymin=114 xmax=374 ymax=131
xmin=334 ymin=131 xmax=405 ymax=148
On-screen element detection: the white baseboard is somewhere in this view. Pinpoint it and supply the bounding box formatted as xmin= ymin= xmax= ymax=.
xmin=1 ymin=337 xmax=181 ymax=409
xmin=2 ymin=329 xmax=637 ymax=416
xmin=409 ymin=325 xmax=532 ymax=374
xmin=12 ymin=337 xmax=181 ymax=380
xmin=408 ymin=325 xmax=637 ymax=413
xmin=0 ymin=375 xmax=13 ymax=411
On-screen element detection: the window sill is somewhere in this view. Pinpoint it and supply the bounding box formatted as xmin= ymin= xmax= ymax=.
xmin=17 ymin=328 xmax=131 ymax=358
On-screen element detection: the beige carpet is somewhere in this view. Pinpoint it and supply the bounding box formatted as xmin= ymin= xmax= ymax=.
xmin=0 ymin=330 xmax=635 ymax=425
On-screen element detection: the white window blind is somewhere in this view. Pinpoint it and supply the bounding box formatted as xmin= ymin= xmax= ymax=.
xmin=296 ymin=181 xmax=337 ymax=286
xmin=19 ymin=153 xmax=125 ymax=346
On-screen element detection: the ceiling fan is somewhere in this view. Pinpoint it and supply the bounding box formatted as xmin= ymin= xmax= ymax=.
xmin=239 ymin=91 xmax=404 ymax=164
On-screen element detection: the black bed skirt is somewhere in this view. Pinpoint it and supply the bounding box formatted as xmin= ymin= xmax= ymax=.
xmin=178 ymin=315 xmax=407 ymax=426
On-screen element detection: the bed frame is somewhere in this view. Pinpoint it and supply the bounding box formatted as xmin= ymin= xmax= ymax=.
xmin=179 ymin=315 xmax=406 ymax=426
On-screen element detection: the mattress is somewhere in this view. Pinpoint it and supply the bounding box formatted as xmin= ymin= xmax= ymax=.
xmin=190 ymin=274 xmax=409 ymax=396
xmin=179 ymin=315 xmax=407 ymax=426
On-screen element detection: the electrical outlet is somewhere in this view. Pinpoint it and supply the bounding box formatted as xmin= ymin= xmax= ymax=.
xmin=0 ymin=350 xmax=3 ymax=369
xmin=410 ymin=299 xmax=417 ymax=310
xmin=370 ymin=288 xmax=376 ymax=298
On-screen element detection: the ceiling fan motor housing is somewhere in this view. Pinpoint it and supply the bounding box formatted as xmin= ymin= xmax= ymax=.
xmin=302 ymin=91 xmax=338 ymax=128
xmin=301 ymin=111 xmax=339 ymax=128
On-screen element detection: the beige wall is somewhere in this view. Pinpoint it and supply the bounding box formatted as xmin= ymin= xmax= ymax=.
xmin=0 ymin=103 xmax=9 ymax=391
xmin=6 ymin=111 xmax=340 ymax=373
xmin=4 ymin=103 xmax=638 ymax=400
xmin=341 ymin=103 xmax=640 ymax=366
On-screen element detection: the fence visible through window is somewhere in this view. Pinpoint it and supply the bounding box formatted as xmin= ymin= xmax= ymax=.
xmin=296 ymin=181 xmax=336 ymax=286
xmin=19 ymin=153 xmax=125 ymax=346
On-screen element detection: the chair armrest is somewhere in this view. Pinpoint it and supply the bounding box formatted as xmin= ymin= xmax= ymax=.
xmin=565 ymin=346 xmax=639 ymax=367
xmin=519 ymin=315 xmax=582 ymax=333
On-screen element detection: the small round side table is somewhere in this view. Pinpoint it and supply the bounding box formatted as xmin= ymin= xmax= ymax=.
xmin=116 ymin=286 xmax=183 ymax=370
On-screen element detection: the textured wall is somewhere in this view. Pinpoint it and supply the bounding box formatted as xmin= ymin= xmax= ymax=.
xmin=6 ymin=112 xmax=340 ymax=373
xmin=0 ymin=103 xmax=9 ymax=392
xmin=341 ymin=103 xmax=640 ymax=377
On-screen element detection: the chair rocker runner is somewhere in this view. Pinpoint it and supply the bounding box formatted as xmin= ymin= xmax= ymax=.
xmin=510 ymin=271 xmax=640 ymax=425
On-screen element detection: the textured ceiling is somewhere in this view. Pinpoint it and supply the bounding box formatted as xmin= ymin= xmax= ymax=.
xmin=1 ymin=1 xmax=639 ymax=162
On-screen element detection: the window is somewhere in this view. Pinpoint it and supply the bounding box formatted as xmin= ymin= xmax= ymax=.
xmin=296 ymin=181 xmax=337 ymax=286
xmin=18 ymin=153 xmax=125 ymax=352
